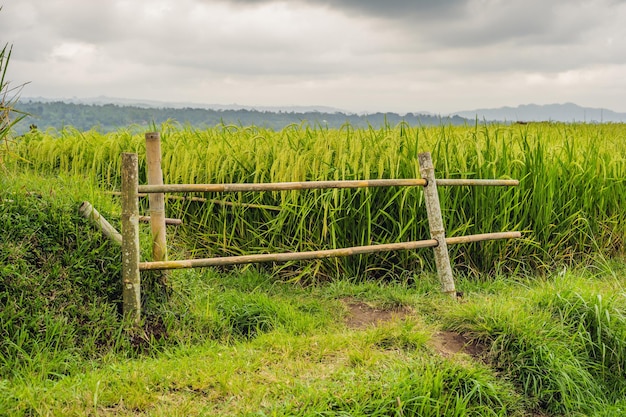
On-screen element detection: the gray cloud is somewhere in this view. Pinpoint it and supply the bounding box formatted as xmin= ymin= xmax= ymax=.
xmin=224 ymin=0 xmax=468 ymax=19
xmin=220 ymin=0 xmax=605 ymax=46
xmin=3 ymin=0 xmax=626 ymax=113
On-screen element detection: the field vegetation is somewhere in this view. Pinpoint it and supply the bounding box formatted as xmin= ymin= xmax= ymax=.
xmin=12 ymin=121 xmax=626 ymax=276
xmin=3 ymin=121 xmax=626 ymax=416
xmin=1 ymin=42 xmax=27 ymax=166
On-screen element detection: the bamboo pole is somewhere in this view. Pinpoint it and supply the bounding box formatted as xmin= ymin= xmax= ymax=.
xmin=79 ymin=201 xmax=122 ymax=245
xmin=137 ymin=178 xmax=518 ymax=194
xmin=138 ymin=216 xmax=182 ymax=225
xmin=140 ymin=239 xmax=439 ymax=270
xmin=145 ymin=132 xmax=167 ymax=263
xmin=419 ymin=152 xmax=456 ymax=297
xmin=108 ymin=191 xmax=282 ymax=212
xmin=121 ymin=153 xmax=141 ymax=324
xmin=139 ymin=231 xmax=520 ymax=271
xmin=138 ymin=178 xmax=428 ymax=194
xmin=436 ymin=179 xmax=519 ymax=186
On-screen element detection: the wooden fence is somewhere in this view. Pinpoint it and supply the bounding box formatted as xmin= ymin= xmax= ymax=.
xmin=120 ymin=133 xmax=521 ymax=323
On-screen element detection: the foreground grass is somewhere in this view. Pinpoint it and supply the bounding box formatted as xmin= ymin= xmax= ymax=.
xmin=4 ymin=166 xmax=626 ymax=416
xmin=2 ymin=269 xmax=517 ymax=416
xmin=4 ymin=266 xmax=626 ymax=416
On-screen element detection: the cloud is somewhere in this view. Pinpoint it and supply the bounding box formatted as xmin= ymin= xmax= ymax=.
xmin=219 ymin=0 xmax=612 ymax=47
xmin=224 ymin=0 xmax=468 ymax=19
xmin=3 ymin=0 xmax=626 ymax=113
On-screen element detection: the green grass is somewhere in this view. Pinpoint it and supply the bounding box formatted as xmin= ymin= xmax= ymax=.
xmin=443 ymin=271 xmax=626 ymax=415
xmin=0 ymin=171 xmax=127 ymax=379
xmin=6 ymin=251 xmax=626 ymax=415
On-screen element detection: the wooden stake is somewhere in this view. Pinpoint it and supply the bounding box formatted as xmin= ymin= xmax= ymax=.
xmin=145 ymin=132 xmax=168 ymax=263
xmin=121 ymin=153 xmax=141 ymax=324
xmin=418 ymin=152 xmax=456 ymax=297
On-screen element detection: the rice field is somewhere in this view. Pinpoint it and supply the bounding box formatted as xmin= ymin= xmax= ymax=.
xmin=12 ymin=121 xmax=626 ymax=278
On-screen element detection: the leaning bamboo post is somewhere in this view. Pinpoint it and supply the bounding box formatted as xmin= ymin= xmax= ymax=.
xmin=121 ymin=153 xmax=141 ymax=324
xmin=145 ymin=132 xmax=168 ymax=263
xmin=418 ymin=152 xmax=456 ymax=297
xmin=79 ymin=201 xmax=122 ymax=246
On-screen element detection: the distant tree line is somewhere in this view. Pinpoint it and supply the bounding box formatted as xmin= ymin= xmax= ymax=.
xmin=15 ymin=101 xmax=470 ymax=134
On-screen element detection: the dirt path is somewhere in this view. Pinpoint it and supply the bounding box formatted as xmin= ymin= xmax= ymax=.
xmin=342 ymin=298 xmax=487 ymax=359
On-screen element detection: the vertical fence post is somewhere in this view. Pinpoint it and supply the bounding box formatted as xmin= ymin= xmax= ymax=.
xmin=145 ymin=132 xmax=168 ymax=264
xmin=418 ymin=152 xmax=456 ymax=297
xmin=121 ymin=153 xmax=141 ymax=323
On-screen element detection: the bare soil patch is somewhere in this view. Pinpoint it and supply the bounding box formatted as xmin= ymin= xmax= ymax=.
xmin=342 ymin=298 xmax=411 ymax=329
xmin=341 ymin=299 xmax=488 ymax=362
xmin=429 ymin=331 xmax=488 ymax=359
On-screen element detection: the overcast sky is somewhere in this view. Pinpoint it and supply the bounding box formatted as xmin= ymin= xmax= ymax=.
xmin=3 ymin=0 xmax=626 ymax=114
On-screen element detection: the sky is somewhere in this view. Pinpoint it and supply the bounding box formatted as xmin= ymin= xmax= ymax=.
xmin=3 ymin=0 xmax=626 ymax=114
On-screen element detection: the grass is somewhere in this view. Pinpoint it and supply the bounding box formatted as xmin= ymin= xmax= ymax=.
xmin=444 ymin=270 xmax=626 ymax=415
xmin=1 ymin=260 xmax=526 ymax=416
xmin=5 ymin=248 xmax=626 ymax=415
xmin=2 ymin=170 xmax=626 ymax=415
xmin=0 ymin=171 xmax=127 ymax=378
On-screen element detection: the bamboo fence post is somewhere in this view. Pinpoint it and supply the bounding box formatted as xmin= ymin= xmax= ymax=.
xmin=121 ymin=153 xmax=141 ymax=324
xmin=145 ymin=132 xmax=168 ymax=264
xmin=418 ymin=152 xmax=456 ymax=297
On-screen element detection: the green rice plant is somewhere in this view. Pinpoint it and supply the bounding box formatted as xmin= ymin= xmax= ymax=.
xmin=12 ymin=121 xmax=626 ymax=278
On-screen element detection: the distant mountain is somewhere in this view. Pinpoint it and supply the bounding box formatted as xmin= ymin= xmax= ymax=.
xmin=22 ymin=96 xmax=347 ymax=114
xmin=454 ymin=103 xmax=626 ymax=123
xmin=18 ymin=98 xmax=623 ymax=135
xmin=15 ymin=100 xmax=469 ymax=134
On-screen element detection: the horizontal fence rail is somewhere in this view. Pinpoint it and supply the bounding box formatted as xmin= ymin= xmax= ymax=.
xmin=137 ymin=178 xmax=519 ymax=194
xmin=120 ymin=133 xmax=521 ymax=323
xmin=139 ymin=231 xmax=521 ymax=271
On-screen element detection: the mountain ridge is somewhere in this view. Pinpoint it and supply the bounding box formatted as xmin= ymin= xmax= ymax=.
xmin=17 ymin=98 xmax=626 ymax=133
xmin=16 ymin=99 xmax=467 ymax=133
xmin=22 ymin=96 xmax=347 ymax=114
xmin=454 ymin=102 xmax=626 ymax=123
